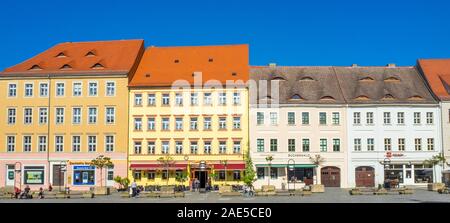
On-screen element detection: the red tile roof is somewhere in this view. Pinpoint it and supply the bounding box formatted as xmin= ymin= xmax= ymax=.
xmin=1 ymin=39 xmax=145 ymax=77
xmin=129 ymin=44 xmax=249 ymax=87
xmin=417 ymin=59 xmax=450 ymax=100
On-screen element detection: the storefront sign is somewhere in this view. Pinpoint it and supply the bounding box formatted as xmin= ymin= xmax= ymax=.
xmin=385 ymin=152 xmax=405 ymax=158
xmin=73 ymin=165 xmax=95 ymax=185
xmin=69 ymin=161 xmax=92 ymax=165
xmin=288 ymin=154 xmax=311 ymax=158
xmin=73 ymin=165 xmax=95 ymax=170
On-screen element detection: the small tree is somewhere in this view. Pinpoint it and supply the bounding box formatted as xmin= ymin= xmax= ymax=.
xmin=243 ymin=149 xmax=256 ymax=189
xmin=309 ymin=154 xmax=325 ymax=185
xmin=91 ymin=155 xmax=114 ymax=188
xmin=175 ymin=171 xmax=188 ymax=186
xmin=157 ymin=155 xmax=175 ymax=186
xmin=265 ymin=155 xmax=274 ymax=186
xmin=423 ymin=153 xmax=446 ymax=183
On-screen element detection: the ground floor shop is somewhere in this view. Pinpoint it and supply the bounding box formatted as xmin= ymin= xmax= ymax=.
xmin=129 ymin=161 xmax=246 ymax=189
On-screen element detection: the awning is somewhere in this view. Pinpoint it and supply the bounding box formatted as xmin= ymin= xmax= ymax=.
xmin=212 ymin=163 xmax=245 ymax=170
xmin=130 ymin=163 xmax=187 ymax=170
xmin=255 ymin=164 xmax=316 ymax=168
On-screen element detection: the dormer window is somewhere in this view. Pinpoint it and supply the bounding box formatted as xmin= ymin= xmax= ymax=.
xmin=408 ymin=95 xmax=424 ymax=100
xmin=382 ymin=94 xmax=395 ymax=100
xmin=355 ymin=95 xmax=370 ymax=100
xmin=85 ymin=51 xmax=96 ymax=57
xmin=29 ymin=64 xmax=42 ymax=71
xmin=60 ymin=64 xmax=72 ymax=70
xmin=145 ymin=74 xmax=151 ymax=78
xmin=271 ymin=77 xmax=286 ymax=81
xmin=56 ymin=52 xmax=66 ymax=58
xmin=320 ymin=96 xmax=335 ymax=101
xmin=174 ymin=59 xmax=180 ymax=63
xmin=384 ymin=77 xmax=400 ymax=82
xmin=299 ymin=76 xmax=315 ymax=81
xmin=91 ymin=63 xmax=104 ymax=69
xmin=232 ymin=72 xmax=237 ymax=76
xmin=209 ymin=58 xmax=214 ymax=62
xmin=290 ymin=94 xmax=303 ymax=100
xmin=359 ymin=77 xmax=374 ymax=82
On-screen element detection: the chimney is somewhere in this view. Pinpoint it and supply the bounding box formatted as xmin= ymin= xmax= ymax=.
xmin=387 ymin=63 xmax=396 ymax=68
xmin=269 ymin=63 xmax=277 ymax=68
xmin=351 ymin=64 xmax=358 ymax=67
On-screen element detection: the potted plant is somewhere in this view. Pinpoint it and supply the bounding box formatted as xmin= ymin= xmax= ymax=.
xmin=114 ymin=176 xmax=130 ymax=192
xmin=243 ymin=149 xmax=256 ymax=190
xmin=309 ymin=154 xmax=325 ymax=193
xmin=424 ymin=153 xmax=446 ymax=191
xmin=90 ymin=155 xmax=114 ymax=195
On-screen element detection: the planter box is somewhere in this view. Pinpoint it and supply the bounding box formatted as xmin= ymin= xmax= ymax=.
xmin=349 ymin=189 xmax=362 ymax=195
xmin=311 ymin=184 xmax=325 ymax=193
xmin=174 ymin=192 xmax=185 ymax=198
xmin=374 ymin=189 xmax=388 ymax=195
xmin=93 ymin=187 xmax=110 ymax=195
xmin=83 ymin=193 xmax=94 ymax=199
xmin=301 ymin=191 xmax=312 ymax=196
xmin=219 ymin=186 xmax=233 ymax=194
xmin=261 ymin=185 xmax=276 ymax=192
xmin=428 ymin=183 xmax=445 ymax=191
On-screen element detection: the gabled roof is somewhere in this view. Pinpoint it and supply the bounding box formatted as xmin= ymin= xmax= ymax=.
xmin=250 ymin=66 xmax=346 ymax=104
xmin=128 ymin=44 xmax=249 ymax=87
xmin=1 ymin=39 xmax=145 ymax=77
xmin=334 ymin=66 xmax=436 ymax=104
xmin=417 ymin=59 xmax=450 ymax=101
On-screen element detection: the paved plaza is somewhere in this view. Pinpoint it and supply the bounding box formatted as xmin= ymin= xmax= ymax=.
xmin=1 ymin=187 xmax=449 ymax=203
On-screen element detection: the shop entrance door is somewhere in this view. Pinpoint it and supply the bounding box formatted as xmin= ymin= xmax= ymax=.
xmin=52 ymin=165 xmax=65 ymax=186
xmin=6 ymin=165 xmax=15 ymax=186
xmin=404 ymin=165 xmax=414 ymax=185
xmin=355 ymin=166 xmax=375 ymax=187
xmin=194 ymin=171 xmax=208 ymax=188
xmin=321 ymin=166 xmax=341 ymax=187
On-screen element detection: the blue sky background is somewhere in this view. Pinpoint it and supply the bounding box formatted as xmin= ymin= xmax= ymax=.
xmin=1 ymin=0 xmax=449 ymax=69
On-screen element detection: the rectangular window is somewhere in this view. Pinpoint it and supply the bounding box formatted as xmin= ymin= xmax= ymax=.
xmin=203 ymin=117 xmax=211 ymax=130
xmin=384 ymin=112 xmax=391 ymax=124
xmin=219 ymin=141 xmax=227 ymax=154
xmin=288 ymin=139 xmax=295 ymax=152
xmin=190 ymin=117 xmax=198 ymax=130
xmin=219 ymin=92 xmax=227 ymax=105
xmin=7 ymin=136 xmax=15 ymax=152
xmin=270 ymin=112 xmax=278 ymax=125
xmin=73 ymin=82 xmax=82 ymax=96
xmin=398 ymin=138 xmax=405 ymax=151
xmin=106 ymin=107 xmax=115 ymax=124
xmin=233 ymin=171 xmax=241 ymax=180
xmin=56 ymin=83 xmax=65 ymax=96
xmin=319 ymin=112 xmax=327 ymax=125
xmin=190 ymin=141 xmax=198 ymax=154
xmin=7 ymin=108 xmax=16 ymax=124
xmin=302 ymin=139 xmax=310 ymax=152
xmin=88 ymin=107 xmax=97 ymax=124
xmin=287 ymin=112 xmax=295 ymax=125
xmin=257 ymin=139 xmax=264 ymax=152
xmin=147 ymin=141 xmax=155 ymax=154
xmin=162 ymin=141 xmax=169 ymax=154
xmin=162 ymin=94 xmax=170 ymax=105
xmin=56 ymin=108 xmax=64 ymax=124
xmin=134 ymin=141 xmax=142 ymax=154
xmin=24 ymin=108 xmax=32 ymax=124
xmin=414 ymin=112 xmax=421 ymax=124
xmin=367 ymin=138 xmax=374 ymax=151
xmin=147 ymin=117 xmax=155 ymax=130
xmin=88 ymin=136 xmax=97 ymax=152
xmin=24 ymin=166 xmax=45 ymax=185
xmin=39 ymin=108 xmax=48 ymax=124
xmin=38 ymin=136 xmax=47 ymax=152
xmin=302 ymin=112 xmax=310 ymax=125
xmin=320 ymin=139 xmax=327 ymax=152
xmin=233 ymin=117 xmax=241 ymax=129
xmin=233 ymin=92 xmax=241 ymax=105
xmin=354 ymin=138 xmax=361 ymax=151
xmin=204 ymin=141 xmax=211 ymax=154
xmin=415 ymin=138 xmax=422 ymax=151
xmin=39 ymin=83 xmax=48 ymax=97
xmin=134 ymin=94 xmax=142 ymax=106
xmin=133 ymin=171 xmax=141 ymax=180
xmin=89 ymin=82 xmax=97 ymax=96
xmin=106 ymin=82 xmax=115 ymax=96
xmin=55 ymin=136 xmax=64 ymax=152
xmin=353 ymin=112 xmax=361 ymax=125
xmin=270 ymin=168 xmax=278 ymax=179
xmin=25 ymin=83 xmax=33 ymax=97
xmin=105 ymin=135 xmax=114 ymax=152
xmin=270 ymin=139 xmax=278 ymax=152
xmin=162 ymin=117 xmax=170 ymax=130
xmin=203 ymin=93 xmax=212 ymax=105
xmin=23 ymin=136 xmax=32 ymax=152
xmin=72 ymin=107 xmax=81 ymax=124
xmin=175 ymin=141 xmax=183 ymax=154
xmin=8 ymin=84 xmax=17 ymax=97
xmin=397 ymin=112 xmax=404 ymax=124
xmin=426 ymin=112 xmax=434 ymax=124
xmin=427 ymin=138 xmax=434 ymax=151
xmin=175 ymin=117 xmax=183 ymax=130
xmin=384 ymin=138 xmax=392 ymax=151
xmin=72 ymin=136 xmax=81 ymax=152
xmin=147 ymin=171 xmax=155 ymax=180
xmin=332 ymin=112 xmax=340 ymax=125
xmin=233 ymin=141 xmax=241 ymax=154
xmin=190 ymin=93 xmax=198 ymax=105
xmin=333 ymin=139 xmax=340 ymax=152
xmin=257 ymin=168 xmax=265 ymax=180
xmin=219 ymin=117 xmax=227 ymax=129
xmin=366 ymin=112 xmax=374 ymax=124
xmin=134 ymin=118 xmax=142 ymax=131
xmin=175 ymin=93 xmax=183 ymax=106
xmin=257 ymin=112 xmax=264 ymax=125
xmin=148 ymin=94 xmax=156 ymax=106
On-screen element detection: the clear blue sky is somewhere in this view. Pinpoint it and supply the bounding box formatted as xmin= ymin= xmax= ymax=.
xmin=1 ymin=0 xmax=449 ymax=70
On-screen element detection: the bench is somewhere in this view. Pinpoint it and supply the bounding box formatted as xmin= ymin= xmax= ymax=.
xmin=256 ymin=185 xmax=276 ymax=196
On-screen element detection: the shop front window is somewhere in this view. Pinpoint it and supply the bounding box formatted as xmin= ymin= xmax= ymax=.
xmin=287 ymin=167 xmax=313 ymax=183
xmin=414 ymin=164 xmax=434 ymax=183
xmin=133 ymin=171 xmax=141 ymax=180
xmin=73 ymin=166 xmax=96 ymax=185
xmin=24 ymin=166 xmax=45 ymax=184
xmin=233 ymin=171 xmax=241 ymax=180
xmin=162 ymin=170 xmax=169 ymax=179
xmin=270 ymin=167 xmax=278 ymax=179
xmin=218 ymin=171 xmax=226 ymax=180
xmin=257 ymin=167 xmax=265 ymax=180
xmin=147 ymin=171 xmax=155 ymax=180
xmin=384 ymin=165 xmax=403 ymax=183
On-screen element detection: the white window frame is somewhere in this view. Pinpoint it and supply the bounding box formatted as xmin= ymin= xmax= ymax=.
xmin=55 ymin=107 xmax=65 ymax=124
xmin=24 ymin=83 xmax=33 ymax=97
xmin=105 ymin=81 xmax=116 ymax=96
xmin=39 ymin=82 xmax=49 ymax=97
xmin=72 ymin=107 xmax=81 ymax=124
xmin=24 ymin=107 xmax=33 ymax=125
xmin=105 ymin=107 xmax=115 ymax=124
xmin=7 ymin=136 xmax=15 ymax=152
xmin=72 ymin=82 xmax=82 ymax=97
xmin=23 ymin=135 xmax=32 ymax=152
xmin=8 ymin=83 xmax=17 ymax=97
xmin=105 ymin=135 xmax=114 ymax=152
xmin=39 ymin=107 xmax=48 ymax=124
xmin=7 ymin=108 xmax=16 ymax=125
xmin=72 ymin=135 xmax=81 ymax=152
xmin=55 ymin=82 xmax=65 ymax=97
xmin=88 ymin=135 xmax=97 ymax=152
xmin=88 ymin=107 xmax=97 ymax=124
xmin=38 ymin=136 xmax=47 ymax=152
xmin=55 ymin=136 xmax=64 ymax=152
xmin=88 ymin=81 xmax=98 ymax=97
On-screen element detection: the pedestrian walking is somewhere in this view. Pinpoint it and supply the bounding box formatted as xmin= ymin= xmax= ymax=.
xmin=131 ymin=181 xmax=138 ymax=197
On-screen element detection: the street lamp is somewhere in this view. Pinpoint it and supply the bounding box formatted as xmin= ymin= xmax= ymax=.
xmin=380 ymin=158 xmax=391 ymax=188
xmin=220 ymin=160 xmax=228 ymax=185
xmin=287 ymin=159 xmax=295 ymax=192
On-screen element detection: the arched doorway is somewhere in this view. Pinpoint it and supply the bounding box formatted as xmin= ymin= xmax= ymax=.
xmin=321 ymin=166 xmax=340 ymax=187
xmin=355 ymin=166 xmax=375 ymax=187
